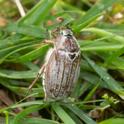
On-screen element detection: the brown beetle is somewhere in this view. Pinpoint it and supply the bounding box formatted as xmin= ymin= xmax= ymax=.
xmin=29 ymin=29 xmax=80 ymax=100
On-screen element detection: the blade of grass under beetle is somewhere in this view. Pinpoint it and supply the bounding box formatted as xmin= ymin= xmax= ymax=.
xmin=52 ymin=103 xmax=76 ymax=124
xmin=13 ymin=104 xmax=47 ymax=124
xmin=72 ymin=0 xmax=120 ymax=31
xmin=64 ymin=104 xmax=96 ymax=124
xmin=18 ymin=0 xmax=57 ymax=25
xmin=83 ymin=54 xmax=124 ymax=99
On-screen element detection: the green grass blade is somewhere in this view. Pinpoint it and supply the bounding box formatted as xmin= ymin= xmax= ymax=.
xmin=6 ymin=24 xmax=47 ymax=38
xmin=0 ymin=41 xmax=38 ymax=58
xmin=99 ymin=118 xmax=124 ymax=124
xmin=103 ymin=48 xmax=124 ymax=70
xmin=2 ymin=117 xmax=59 ymax=124
xmin=0 ymin=69 xmax=37 ymax=79
xmin=21 ymin=118 xmax=59 ymax=124
xmin=65 ymin=104 xmax=96 ymax=124
xmin=96 ymin=22 xmax=124 ymax=35
xmin=80 ymin=43 xmax=124 ymax=51
xmin=18 ymin=0 xmax=57 ymax=25
xmin=52 ymin=103 xmax=76 ymax=124
xmin=0 ymin=35 xmax=23 ymax=49
xmin=72 ymin=0 xmax=119 ymax=31
xmin=82 ymin=28 xmax=124 ymax=43
xmin=11 ymin=101 xmax=44 ymax=109
xmin=10 ymin=117 xmax=59 ymax=124
xmin=17 ymin=44 xmax=49 ymax=62
xmin=65 ymin=110 xmax=83 ymax=124
xmin=0 ymin=79 xmax=43 ymax=97
xmin=13 ymin=105 xmax=47 ymax=124
xmin=81 ymin=72 xmax=107 ymax=88
xmin=0 ymin=44 xmax=37 ymax=64
xmin=83 ymin=83 xmax=100 ymax=101
xmin=83 ymin=54 xmax=124 ymax=99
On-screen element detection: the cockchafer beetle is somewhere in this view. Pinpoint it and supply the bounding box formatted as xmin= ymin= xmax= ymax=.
xmin=29 ymin=28 xmax=81 ymax=100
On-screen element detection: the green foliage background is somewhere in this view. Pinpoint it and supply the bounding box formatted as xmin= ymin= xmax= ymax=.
xmin=0 ymin=0 xmax=124 ymax=124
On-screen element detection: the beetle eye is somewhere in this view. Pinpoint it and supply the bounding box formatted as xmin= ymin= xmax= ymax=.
xmin=60 ymin=29 xmax=73 ymax=36
xmin=60 ymin=31 xmax=63 ymax=35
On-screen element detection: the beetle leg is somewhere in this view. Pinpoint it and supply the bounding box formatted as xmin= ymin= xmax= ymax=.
xmin=28 ymin=64 xmax=46 ymax=91
xmin=44 ymin=39 xmax=54 ymax=45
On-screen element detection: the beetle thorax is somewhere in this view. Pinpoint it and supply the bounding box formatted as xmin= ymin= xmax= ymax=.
xmin=54 ymin=29 xmax=80 ymax=61
xmin=55 ymin=29 xmax=79 ymax=52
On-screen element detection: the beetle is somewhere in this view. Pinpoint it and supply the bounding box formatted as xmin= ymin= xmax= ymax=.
xmin=29 ymin=28 xmax=80 ymax=100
